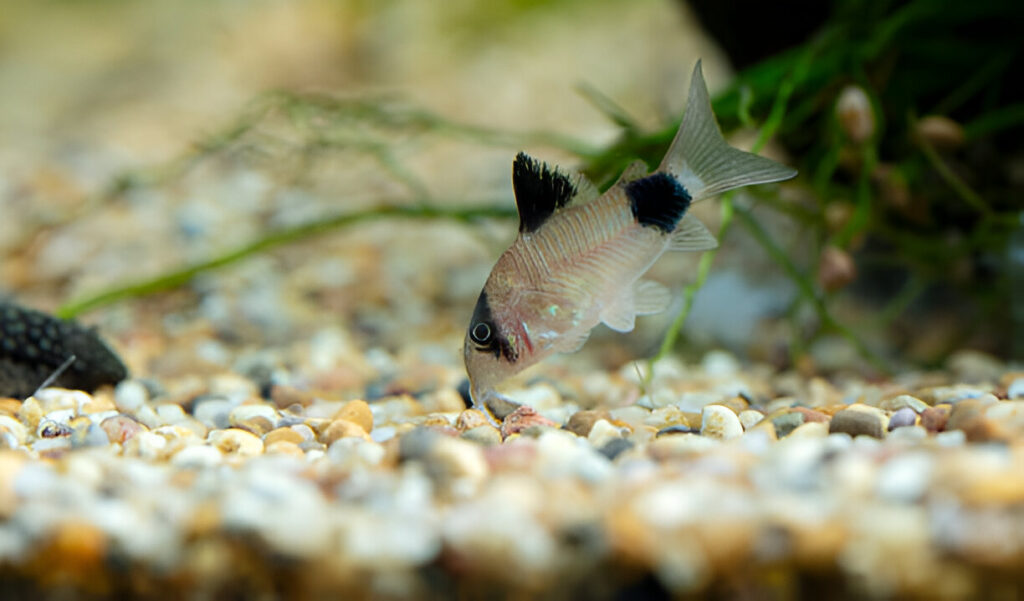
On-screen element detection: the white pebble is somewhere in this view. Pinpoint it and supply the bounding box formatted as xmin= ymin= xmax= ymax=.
xmin=738 ymin=410 xmax=764 ymax=430
xmin=876 ymin=453 xmax=933 ymax=502
xmin=114 ymin=380 xmax=148 ymax=413
xmin=172 ymin=444 xmax=224 ymax=469
xmin=701 ymin=405 xmax=743 ymax=440
xmin=587 ymin=419 xmax=623 ymax=448
xmin=1008 ymin=378 xmax=1024 ymax=399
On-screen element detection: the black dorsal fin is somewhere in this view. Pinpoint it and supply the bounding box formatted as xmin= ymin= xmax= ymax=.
xmin=512 ymin=152 xmax=577 ymax=233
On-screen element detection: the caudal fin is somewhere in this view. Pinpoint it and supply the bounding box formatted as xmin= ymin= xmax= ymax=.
xmin=658 ymin=61 xmax=797 ymax=201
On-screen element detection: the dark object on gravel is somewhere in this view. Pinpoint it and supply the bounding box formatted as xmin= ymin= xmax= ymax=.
xmin=0 ymin=301 xmax=128 ymax=399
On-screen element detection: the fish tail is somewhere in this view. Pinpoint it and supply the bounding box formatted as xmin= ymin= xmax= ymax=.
xmin=658 ymin=60 xmax=796 ymax=201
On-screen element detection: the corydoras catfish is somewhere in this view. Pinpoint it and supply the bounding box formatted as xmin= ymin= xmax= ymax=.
xmin=464 ymin=61 xmax=796 ymax=419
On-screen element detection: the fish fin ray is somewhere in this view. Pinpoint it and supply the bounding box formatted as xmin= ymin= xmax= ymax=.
xmin=668 ymin=214 xmax=719 ymax=251
xmin=658 ymin=61 xmax=797 ymax=202
xmin=513 ymin=152 xmax=578 ymax=233
xmin=612 ymin=160 xmax=649 ymax=187
xmin=600 ymin=293 xmax=637 ymax=333
xmin=633 ymin=279 xmax=671 ymax=315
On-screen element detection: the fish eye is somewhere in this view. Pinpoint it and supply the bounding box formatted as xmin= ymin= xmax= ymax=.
xmin=470 ymin=322 xmax=493 ymax=345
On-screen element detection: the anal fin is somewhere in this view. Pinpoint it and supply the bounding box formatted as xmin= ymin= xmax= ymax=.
xmin=668 ymin=214 xmax=718 ymax=252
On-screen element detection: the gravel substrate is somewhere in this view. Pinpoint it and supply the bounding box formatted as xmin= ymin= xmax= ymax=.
xmin=3 ymin=351 xmax=1024 ymax=600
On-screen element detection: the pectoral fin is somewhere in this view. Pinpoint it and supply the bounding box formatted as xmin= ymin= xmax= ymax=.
xmin=600 ymin=279 xmax=671 ymax=332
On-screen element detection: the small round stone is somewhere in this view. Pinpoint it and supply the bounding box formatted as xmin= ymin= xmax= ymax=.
xmin=264 ymin=427 xmax=305 ymax=446
xmin=738 ymin=410 xmax=764 ymax=430
xmin=321 ymin=419 xmax=369 ymax=445
xmin=888 ymin=407 xmax=917 ymax=431
xmin=100 ymin=415 xmax=147 ymax=444
xmin=114 ymin=380 xmax=148 ymax=413
xmin=700 ymin=405 xmax=742 ymax=440
xmin=829 ymin=405 xmax=886 ymax=438
xmin=587 ymin=419 xmax=624 ymax=448
xmin=920 ymin=405 xmax=950 ymax=432
xmin=208 ymin=428 xmax=264 ymax=457
xmin=460 ymin=425 xmax=501 ymax=446
xmin=333 ymin=400 xmax=373 ymax=433
xmin=565 ymin=410 xmax=611 ymax=438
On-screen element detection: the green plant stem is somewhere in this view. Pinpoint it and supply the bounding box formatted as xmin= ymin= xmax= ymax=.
xmin=911 ymin=114 xmax=992 ymax=216
xmin=56 ymin=203 xmax=516 ymax=319
xmin=734 ymin=207 xmax=889 ymax=373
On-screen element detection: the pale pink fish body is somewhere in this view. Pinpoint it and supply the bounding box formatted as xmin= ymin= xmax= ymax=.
xmin=464 ymin=61 xmax=796 ymax=415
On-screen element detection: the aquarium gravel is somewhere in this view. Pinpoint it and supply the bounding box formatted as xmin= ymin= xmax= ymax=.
xmin=3 ymin=348 xmax=1024 ymax=599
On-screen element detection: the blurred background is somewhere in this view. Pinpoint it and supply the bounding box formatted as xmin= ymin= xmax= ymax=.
xmin=1 ymin=0 xmax=1021 ymax=394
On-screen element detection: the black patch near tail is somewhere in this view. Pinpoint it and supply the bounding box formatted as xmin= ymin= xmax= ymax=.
xmin=512 ymin=152 xmax=577 ymax=233
xmin=625 ymin=173 xmax=692 ymax=233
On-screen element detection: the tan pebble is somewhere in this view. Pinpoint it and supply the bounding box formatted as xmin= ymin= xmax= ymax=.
xmin=289 ymin=424 xmax=316 ymax=441
xmin=0 ymin=416 xmax=28 ymax=445
xmin=331 ymin=399 xmax=372 ymax=432
xmin=79 ymin=394 xmax=116 ymax=415
xmin=455 ymin=409 xmax=490 ymax=432
xmin=208 ymin=428 xmax=264 ymax=456
xmin=420 ymin=388 xmax=466 ymax=414
xmin=879 ymin=394 xmax=930 ymax=413
xmin=235 ymin=416 xmax=274 ymax=436
xmin=587 ymin=419 xmax=623 ymax=448
xmin=265 ymin=440 xmax=304 ymax=457
xmin=738 ymin=410 xmax=764 ymax=430
xmin=17 ymin=397 xmax=43 ymax=430
xmin=304 ymin=418 xmax=331 ymax=436
xmin=100 ymin=415 xmax=147 ymax=444
xmin=948 ymin=396 xmax=1000 ymax=441
xmin=829 ymin=404 xmax=887 ymax=438
xmin=123 ymin=431 xmax=169 ymax=460
xmin=419 ymin=414 xmax=452 ymax=428
xmin=269 ymin=384 xmax=314 ymax=409
xmin=818 ymin=246 xmax=856 ymax=292
xmin=229 ymin=403 xmax=279 ymax=429
xmin=648 ymin=434 xmax=718 ymax=460
xmin=0 ymin=399 xmax=21 ymax=416
xmin=565 ymin=409 xmax=611 ymax=437
xmin=788 ymin=422 xmax=830 ymax=439
xmin=460 ymin=425 xmax=501 ymax=446
xmin=716 ymin=396 xmax=749 ymax=415
xmin=791 ymin=407 xmax=829 ymax=423
xmin=320 ymin=419 xmax=368 ymax=445
xmin=264 ymin=427 xmax=305 ymax=446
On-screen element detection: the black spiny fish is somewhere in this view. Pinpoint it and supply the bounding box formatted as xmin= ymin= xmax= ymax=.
xmin=0 ymin=301 xmax=128 ymax=399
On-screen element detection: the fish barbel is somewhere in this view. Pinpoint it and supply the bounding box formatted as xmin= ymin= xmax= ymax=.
xmin=464 ymin=61 xmax=796 ymax=418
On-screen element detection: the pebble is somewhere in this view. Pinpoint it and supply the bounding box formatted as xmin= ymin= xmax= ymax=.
xmin=700 ymin=405 xmax=743 ymax=440
xmin=920 ymin=405 xmax=950 ymax=432
xmin=1008 ymin=378 xmax=1024 ymax=400
xmin=100 ymin=415 xmax=147 ymax=444
xmin=829 ymin=405 xmax=886 ymax=438
xmin=461 ymin=425 xmax=502 ymax=446
xmin=587 ymin=419 xmax=624 ymax=448
xmin=264 ymin=427 xmax=305 ymax=446
xmin=879 ymin=394 xmax=929 ymax=413
xmin=192 ymin=398 xmax=235 ymax=430
xmin=208 ymin=428 xmax=264 ymax=457
xmin=114 ymin=380 xmax=149 ymax=413
xmin=565 ymin=409 xmax=611 ymax=437
xmin=320 ymin=419 xmax=369 ymax=445
xmin=229 ymin=403 xmax=279 ymax=429
xmin=888 ymin=407 xmax=917 ymax=431
xmin=737 ymin=410 xmax=764 ymax=430
xmin=599 ymin=437 xmax=634 ymax=460
xmin=455 ymin=409 xmax=490 ymax=432
xmin=171 ymin=444 xmax=223 ymax=468
xmin=333 ymin=400 xmax=373 ymax=433
xmin=769 ymin=411 xmax=805 ymax=438
xmin=0 ymin=416 xmax=27 ymax=445
xmin=500 ymin=406 xmax=558 ymax=439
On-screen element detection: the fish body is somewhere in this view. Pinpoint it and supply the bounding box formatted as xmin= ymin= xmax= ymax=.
xmin=464 ymin=61 xmax=796 ymax=412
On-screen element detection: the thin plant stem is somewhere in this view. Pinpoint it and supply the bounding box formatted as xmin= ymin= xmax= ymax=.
xmin=56 ymin=203 xmax=516 ymax=319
